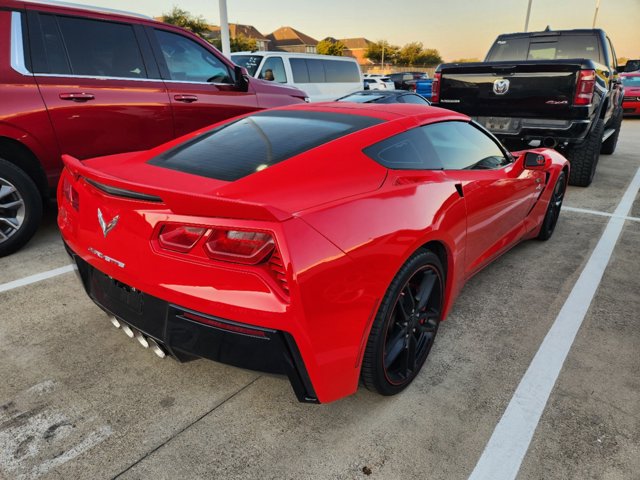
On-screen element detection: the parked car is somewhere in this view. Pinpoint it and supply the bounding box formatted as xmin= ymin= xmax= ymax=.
xmin=363 ymin=76 xmax=395 ymax=90
xmin=231 ymin=52 xmax=362 ymax=102
xmin=622 ymin=59 xmax=640 ymax=72
xmin=58 ymin=102 xmax=568 ymax=403
xmin=0 ymin=0 xmax=307 ymax=257
xmin=415 ymin=79 xmax=434 ymax=99
xmin=389 ymin=71 xmax=429 ymax=91
xmin=432 ymin=28 xmax=624 ymax=187
xmin=338 ymin=90 xmax=429 ymax=104
xmin=621 ymin=73 xmax=640 ymax=116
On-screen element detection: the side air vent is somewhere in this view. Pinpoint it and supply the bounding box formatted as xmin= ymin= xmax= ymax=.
xmin=85 ymin=178 xmax=163 ymax=202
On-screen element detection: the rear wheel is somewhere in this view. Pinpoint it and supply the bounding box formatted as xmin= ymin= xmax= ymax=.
xmin=361 ymin=249 xmax=444 ymax=396
xmin=600 ymin=109 xmax=622 ymax=155
xmin=0 ymin=158 xmax=42 ymax=257
xmin=565 ymin=118 xmax=604 ymax=187
xmin=537 ymin=171 xmax=567 ymax=241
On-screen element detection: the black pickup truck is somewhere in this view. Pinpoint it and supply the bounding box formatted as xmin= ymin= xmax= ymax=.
xmin=431 ymin=29 xmax=624 ymax=186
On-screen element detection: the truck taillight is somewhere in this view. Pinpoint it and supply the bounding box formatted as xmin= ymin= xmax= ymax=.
xmin=158 ymin=224 xmax=206 ymax=253
xmin=204 ymin=229 xmax=275 ymax=265
xmin=431 ymin=73 xmax=441 ymax=103
xmin=574 ymin=70 xmax=596 ymax=106
xmin=62 ymin=176 xmax=79 ymax=211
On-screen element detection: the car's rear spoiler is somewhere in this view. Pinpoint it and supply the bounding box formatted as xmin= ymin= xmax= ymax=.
xmin=61 ymin=154 xmax=291 ymax=222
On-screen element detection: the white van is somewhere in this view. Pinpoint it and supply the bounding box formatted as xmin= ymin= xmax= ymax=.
xmin=231 ymin=52 xmax=363 ymax=102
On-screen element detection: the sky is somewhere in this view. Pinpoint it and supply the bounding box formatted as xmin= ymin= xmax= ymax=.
xmin=74 ymin=0 xmax=639 ymax=60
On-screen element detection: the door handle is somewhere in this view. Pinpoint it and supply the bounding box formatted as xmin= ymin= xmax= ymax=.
xmin=174 ymin=94 xmax=198 ymax=103
xmin=59 ymin=93 xmax=95 ymax=102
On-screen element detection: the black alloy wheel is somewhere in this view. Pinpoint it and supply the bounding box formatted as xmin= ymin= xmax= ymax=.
xmin=537 ymin=171 xmax=567 ymax=241
xmin=362 ymin=249 xmax=444 ymax=395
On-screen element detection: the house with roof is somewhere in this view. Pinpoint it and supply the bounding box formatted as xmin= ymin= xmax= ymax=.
xmin=340 ymin=38 xmax=374 ymax=65
xmin=207 ymin=23 xmax=271 ymax=51
xmin=267 ymin=27 xmax=318 ymax=54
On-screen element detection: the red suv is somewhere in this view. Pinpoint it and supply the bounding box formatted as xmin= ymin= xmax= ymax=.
xmin=0 ymin=0 xmax=307 ymax=256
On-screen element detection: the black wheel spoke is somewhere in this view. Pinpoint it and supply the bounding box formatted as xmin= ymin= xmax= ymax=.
xmin=384 ymin=328 xmax=407 ymax=369
xmin=415 ymin=271 xmax=436 ymax=311
xmin=398 ymin=286 xmax=414 ymax=320
xmin=403 ymin=335 xmax=417 ymax=375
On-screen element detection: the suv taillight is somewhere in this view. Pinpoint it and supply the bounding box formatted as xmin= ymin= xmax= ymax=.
xmin=431 ymin=73 xmax=441 ymax=103
xmin=574 ymin=70 xmax=596 ymax=106
xmin=204 ymin=229 xmax=275 ymax=265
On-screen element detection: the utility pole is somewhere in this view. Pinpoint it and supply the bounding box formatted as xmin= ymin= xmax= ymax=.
xmin=219 ymin=0 xmax=231 ymax=58
xmin=381 ymin=43 xmax=385 ymax=72
xmin=524 ymin=0 xmax=533 ymax=32
xmin=592 ymin=0 xmax=601 ymax=27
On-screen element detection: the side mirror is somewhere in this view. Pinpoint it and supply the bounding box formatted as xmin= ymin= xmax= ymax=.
xmin=523 ymin=151 xmax=549 ymax=170
xmin=234 ymin=65 xmax=249 ymax=92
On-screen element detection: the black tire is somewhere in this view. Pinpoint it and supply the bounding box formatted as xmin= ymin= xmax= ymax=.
xmin=600 ymin=109 xmax=622 ymax=155
xmin=0 ymin=158 xmax=43 ymax=257
xmin=537 ymin=171 xmax=567 ymax=241
xmin=361 ymin=249 xmax=444 ymax=396
xmin=565 ymin=118 xmax=604 ymax=187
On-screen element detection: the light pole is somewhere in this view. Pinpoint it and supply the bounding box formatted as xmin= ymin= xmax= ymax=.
xmin=381 ymin=43 xmax=385 ymax=73
xmin=219 ymin=0 xmax=231 ymax=58
xmin=592 ymin=0 xmax=601 ymax=27
xmin=524 ymin=0 xmax=533 ymax=32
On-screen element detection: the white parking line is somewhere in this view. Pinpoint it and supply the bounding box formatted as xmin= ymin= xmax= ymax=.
xmin=469 ymin=166 xmax=640 ymax=480
xmin=0 ymin=264 xmax=76 ymax=294
xmin=563 ymin=205 xmax=640 ymax=223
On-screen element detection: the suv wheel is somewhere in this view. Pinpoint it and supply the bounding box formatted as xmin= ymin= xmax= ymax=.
xmin=565 ymin=118 xmax=604 ymax=187
xmin=600 ymin=109 xmax=622 ymax=155
xmin=0 ymin=158 xmax=43 ymax=257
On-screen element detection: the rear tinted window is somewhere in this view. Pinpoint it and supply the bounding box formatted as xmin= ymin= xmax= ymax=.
xmin=231 ymin=55 xmax=263 ymax=76
xmin=149 ymin=111 xmax=382 ymax=181
xmin=290 ymin=58 xmax=360 ymax=83
xmin=486 ymin=35 xmax=601 ymax=63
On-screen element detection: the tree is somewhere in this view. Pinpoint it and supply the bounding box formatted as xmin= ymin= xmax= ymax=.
xmin=365 ymin=40 xmax=399 ymax=64
xmin=451 ymin=57 xmax=481 ymax=63
xmin=397 ymin=42 xmax=443 ymax=67
xmin=211 ymin=35 xmax=258 ymax=52
xmin=317 ymin=39 xmax=346 ymax=56
xmin=161 ymin=6 xmax=209 ymax=38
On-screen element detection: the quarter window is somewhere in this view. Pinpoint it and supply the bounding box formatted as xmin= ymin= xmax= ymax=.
xmin=259 ymin=57 xmax=287 ymax=83
xmin=34 ymin=15 xmax=147 ymax=78
xmin=155 ymin=30 xmax=231 ymax=83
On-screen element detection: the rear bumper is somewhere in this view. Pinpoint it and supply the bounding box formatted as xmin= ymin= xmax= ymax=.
xmin=66 ymin=243 xmax=319 ymax=403
xmin=473 ymin=116 xmax=591 ymax=146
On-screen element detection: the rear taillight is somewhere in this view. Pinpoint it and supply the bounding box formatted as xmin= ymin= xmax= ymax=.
xmin=204 ymin=229 xmax=275 ymax=265
xmin=574 ymin=69 xmax=596 ymax=106
xmin=158 ymin=224 xmax=206 ymax=253
xmin=62 ymin=176 xmax=79 ymax=210
xmin=431 ymin=73 xmax=441 ymax=103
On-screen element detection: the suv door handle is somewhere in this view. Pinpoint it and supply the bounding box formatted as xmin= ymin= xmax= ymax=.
xmin=174 ymin=94 xmax=198 ymax=103
xmin=59 ymin=93 xmax=95 ymax=102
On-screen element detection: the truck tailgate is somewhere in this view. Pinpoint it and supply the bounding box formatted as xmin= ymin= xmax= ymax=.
xmin=438 ymin=61 xmax=583 ymax=119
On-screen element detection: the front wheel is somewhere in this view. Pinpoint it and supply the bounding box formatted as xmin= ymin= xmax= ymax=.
xmin=361 ymin=249 xmax=444 ymax=396
xmin=0 ymin=158 xmax=43 ymax=257
xmin=537 ymin=171 xmax=567 ymax=241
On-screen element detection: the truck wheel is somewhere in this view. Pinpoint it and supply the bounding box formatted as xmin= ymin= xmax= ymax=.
xmin=0 ymin=158 xmax=43 ymax=257
xmin=600 ymin=109 xmax=622 ymax=155
xmin=565 ymin=119 xmax=604 ymax=187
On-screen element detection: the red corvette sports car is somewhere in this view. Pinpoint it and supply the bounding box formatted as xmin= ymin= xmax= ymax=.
xmin=58 ymin=103 xmax=569 ymax=403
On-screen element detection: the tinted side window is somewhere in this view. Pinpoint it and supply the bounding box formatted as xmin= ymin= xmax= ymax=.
xmin=260 ymin=57 xmax=287 ymax=82
xmin=307 ymin=59 xmax=326 ymax=82
xmin=290 ymin=58 xmax=309 ymax=83
xmin=324 ymin=60 xmax=360 ymax=82
xmin=55 ymin=16 xmax=147 ymax=78
xmin=422 ymin=122 xmax=508 ymax=170
xmin=34 ymin=14 xmax=71 ymax=74
xmin=400 ymin=94 xmax=430 ymax=105
xmin=155 ymin=29 xmax=230 ymax=83
xmin=364 ymin=128 xmax=443 ymax=170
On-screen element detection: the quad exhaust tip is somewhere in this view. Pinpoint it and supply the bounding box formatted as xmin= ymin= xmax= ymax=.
xmin=121 ymin=324 xmax=135 ymax=338
xmin=109 ymin=316 xmax=121 ymax=328
xmin=107 ymin=315 xmax=166 ymax=358
xmin=147 ymin=338 xmax=167 ymax=358
xmin=134 ymin=330 xmax=149 ymax=348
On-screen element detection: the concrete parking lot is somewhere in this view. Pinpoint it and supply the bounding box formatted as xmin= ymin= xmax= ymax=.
xmin=1 ymin=119 xmax=638 ymax=480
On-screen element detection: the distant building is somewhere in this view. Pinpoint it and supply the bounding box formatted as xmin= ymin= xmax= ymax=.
xmin=208 ymin=23 xmax=271 ymax=51
xmin=340 ymin=38 xmax=374 ymax=65
xmin=268 ymin=27 xmax=318 ymax=53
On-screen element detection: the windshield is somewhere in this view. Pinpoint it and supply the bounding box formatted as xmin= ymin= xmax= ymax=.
xmin=486 ymin=35 xmax=601 ymax=63
xmin=231 ymin=55 xmax=263 ymax=76
xmin=622 ymin=76 xmax=640 ymax=87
